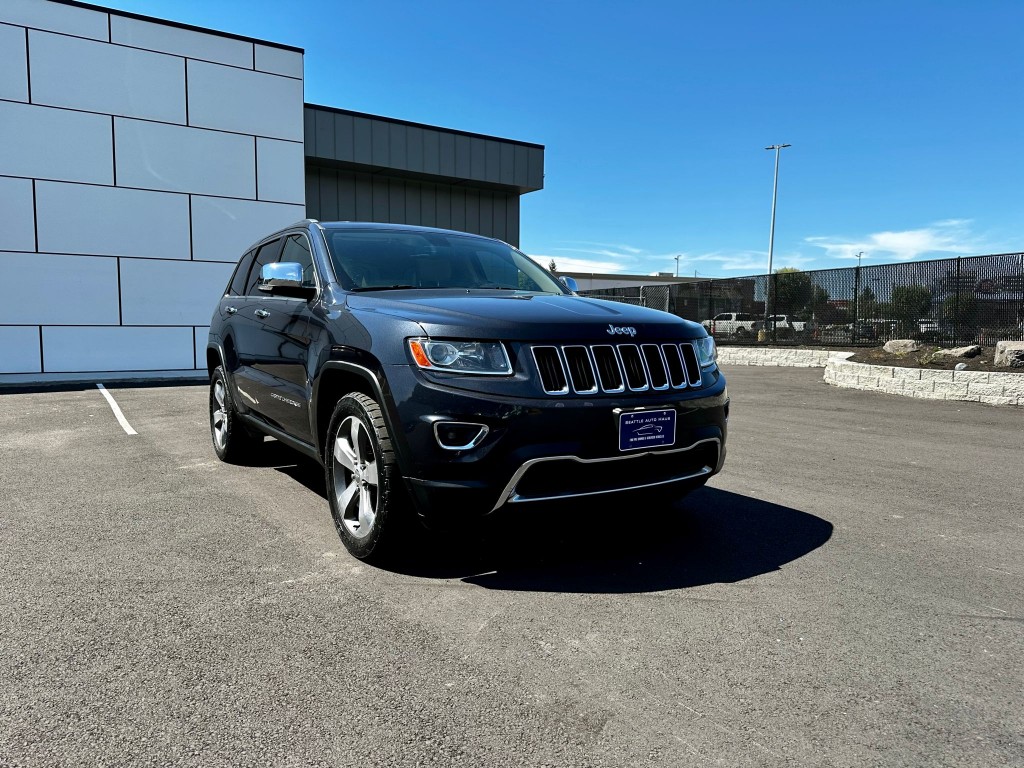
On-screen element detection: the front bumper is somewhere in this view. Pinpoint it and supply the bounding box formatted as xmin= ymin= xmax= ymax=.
xmin=385 ymin=364 xmax=729 ymax=518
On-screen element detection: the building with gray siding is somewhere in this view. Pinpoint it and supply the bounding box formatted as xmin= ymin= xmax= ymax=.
xmin=0 ymin=0 xmax=544 ymax=384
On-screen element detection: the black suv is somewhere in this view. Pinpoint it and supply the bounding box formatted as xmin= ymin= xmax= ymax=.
xmin=207 ymin=221 xmax=728 ymax=560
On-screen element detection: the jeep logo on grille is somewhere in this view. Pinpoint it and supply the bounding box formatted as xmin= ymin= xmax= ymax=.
xmin=606 ymin=324 xmax=637 ymax=337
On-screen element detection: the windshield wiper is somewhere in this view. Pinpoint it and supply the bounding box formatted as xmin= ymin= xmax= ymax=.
xmin=349 ymin=284 xmax=419 ymax=292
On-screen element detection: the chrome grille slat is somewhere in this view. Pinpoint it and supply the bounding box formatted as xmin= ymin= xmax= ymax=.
xmin=531 ymin=341 xmax=704 ymax=394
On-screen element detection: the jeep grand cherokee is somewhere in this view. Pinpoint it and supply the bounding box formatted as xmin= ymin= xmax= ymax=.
xmin=207 ymin=221 xmax=728 ymax=561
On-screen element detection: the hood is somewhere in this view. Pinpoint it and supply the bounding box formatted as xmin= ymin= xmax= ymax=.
xmin=346 ymin=290 xmax=705 ymax=341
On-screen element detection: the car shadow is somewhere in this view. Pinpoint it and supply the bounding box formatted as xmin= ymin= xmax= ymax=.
xmin=257 ymin=443 xmax=833 ymax=594
xmin=390 ymin=486 xmax=833 ymax=594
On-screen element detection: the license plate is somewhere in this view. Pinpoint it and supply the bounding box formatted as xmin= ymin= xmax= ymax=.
xmin=618 ymin=409 xmax=676 ymax=452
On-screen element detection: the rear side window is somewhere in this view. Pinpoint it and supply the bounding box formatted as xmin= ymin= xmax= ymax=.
xmin=245 ymin=239 xmax=283 ymax=295
xmin=279 ymin=234 xmax=317 ymax=288
xmin=227 ymin=250 xmax=255 ymax=296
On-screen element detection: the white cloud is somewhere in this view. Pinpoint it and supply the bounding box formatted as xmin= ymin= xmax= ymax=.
xmin=806 ymin=220 xmax=983 ymax=262
xmin=531 ymin=253 xmax=631 ymax=273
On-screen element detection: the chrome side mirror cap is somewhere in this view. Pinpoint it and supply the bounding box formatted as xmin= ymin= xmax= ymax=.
xmin=258 ymin=261 xmax=305 ymax=292
xmin=559 ymin=275 xmax=579 ymax=293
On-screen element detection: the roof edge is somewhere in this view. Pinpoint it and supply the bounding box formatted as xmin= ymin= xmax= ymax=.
xmin=53 ymin=0 xmax=304 ymax=53
xmin=305 ymin=103 xmax=544 ymax=150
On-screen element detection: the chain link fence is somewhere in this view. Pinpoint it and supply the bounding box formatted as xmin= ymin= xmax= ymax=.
xmin=578 ymin=253 xmax=1024 ymax=347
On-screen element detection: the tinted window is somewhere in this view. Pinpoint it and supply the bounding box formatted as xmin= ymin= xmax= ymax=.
xmin=279 ymin=234 xmax=317 ymax=288
xmin=245 ymin=239 xmax=283 ymax=295
xmin=227 ymin=250 xmax=255 ymax=296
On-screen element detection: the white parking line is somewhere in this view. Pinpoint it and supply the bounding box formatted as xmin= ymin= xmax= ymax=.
xmin=96 ymin=383 xmax=138 ymax=435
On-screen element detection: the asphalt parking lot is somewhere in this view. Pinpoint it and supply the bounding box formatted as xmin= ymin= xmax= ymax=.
xmin=1 ymin=367 xmax=1021 ymax=767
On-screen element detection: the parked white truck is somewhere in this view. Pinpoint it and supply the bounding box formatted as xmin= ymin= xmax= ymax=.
xmin=702 ymin=312 xmax=759 ymax=337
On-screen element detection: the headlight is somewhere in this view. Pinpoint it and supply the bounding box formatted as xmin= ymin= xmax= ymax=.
xmin=695 ymin=336 xmax=717 ymax=367
xmin=408 ymin=338 xmax=512 ymax=375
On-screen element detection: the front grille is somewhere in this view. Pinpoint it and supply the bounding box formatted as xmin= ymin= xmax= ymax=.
xmin=533 ymin=342 xmax=706 ymax=395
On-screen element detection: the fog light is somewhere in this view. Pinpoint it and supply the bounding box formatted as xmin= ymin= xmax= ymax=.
xmin=434 ymin=422 xmax=489 ymax=450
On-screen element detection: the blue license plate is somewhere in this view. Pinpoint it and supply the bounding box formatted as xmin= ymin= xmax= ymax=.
xmin=618 ymin=409 xmax=676 ymax=452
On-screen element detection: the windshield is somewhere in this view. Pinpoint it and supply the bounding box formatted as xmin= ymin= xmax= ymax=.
xmin=322 ymin=229 xmax=568 ymax=294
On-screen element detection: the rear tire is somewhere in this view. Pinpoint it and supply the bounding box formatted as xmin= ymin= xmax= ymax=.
xmin=325 ymin=393 xmax=407 ymax=562
xmin=210 ymin=365 xmax=261 ymax=463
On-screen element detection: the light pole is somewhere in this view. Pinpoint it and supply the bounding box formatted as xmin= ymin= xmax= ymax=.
xmin=674 ymin=255 xmax=681 ymax=277
xmin=764 ymin=143 xmax=790 ymax=334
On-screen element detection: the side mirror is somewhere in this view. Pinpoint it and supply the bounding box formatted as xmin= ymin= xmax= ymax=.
xmin=258 ymin=262 xmax=311 ymax=293
xmin=559 ymin=276 xmax=579 ymax=293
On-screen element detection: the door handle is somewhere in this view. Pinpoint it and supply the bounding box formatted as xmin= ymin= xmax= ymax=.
xmin=225 ymin=306 xmax=237 ymax=314
xmin=255 ymin=309 xmax=270 ymax=319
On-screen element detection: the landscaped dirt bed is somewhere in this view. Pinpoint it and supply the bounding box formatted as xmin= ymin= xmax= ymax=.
xmin=849 ymin=345 xmax=1022 ymax=373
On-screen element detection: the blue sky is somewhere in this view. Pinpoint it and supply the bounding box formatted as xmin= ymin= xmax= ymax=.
xmin=105 ymin=0 xmax=1024 ymax=276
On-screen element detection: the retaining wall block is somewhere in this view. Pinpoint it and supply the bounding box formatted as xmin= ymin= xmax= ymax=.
xmin=967 ymin=382 xmax=1006 ymax=397
xmin=932 ymin=382 xmax=971 ymax=398
xmin=978 ymin=395 xmax=1018 ymax=406
xmin=892 ymin=368 xmax=923 ymax=381
xmin=952 ymin=370 xmax=991 ymax=384
xmin=903 ymin=380 xmax=936 ymax=393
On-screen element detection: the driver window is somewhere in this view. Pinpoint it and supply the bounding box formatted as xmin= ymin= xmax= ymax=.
xmin=245 ymin=239 xmax=282 ymax=295
xmin=280 ymin=234 xmax=317 ymax=288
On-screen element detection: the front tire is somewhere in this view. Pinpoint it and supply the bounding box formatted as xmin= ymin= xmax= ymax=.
xmin=210 ymin=365 xmax=261 ymax=463
xmin=325 ymin=393 xmax=406 ymax=561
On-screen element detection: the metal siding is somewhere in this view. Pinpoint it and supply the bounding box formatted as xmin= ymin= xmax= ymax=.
xmin=304 ymin=165 xmax=320 ymax=218
xmin=406 ymin=126 xmax=424 ymax=173
xmin=464 ymin=189 xmax=479 ymax=236
xmin=478 ymin=191 xmax=493 ymax=237
xmin=438 ymin=132 xmax=456 ymax=178
xmin=499 ymin=142 xmax=515 ymax=186
xmin=318 ymin=167 xmax=339 ymax=220
xmin=405 ymin=182 xmax=421 ymax=226
xmin=527 ymin=147 xmax=544 ymax=189
xmin=449 ymin=187 xmax=465 ymax=232
xmin=454 ymin=134 xmax=471 ymax=179
xmin=389 ymin=123 xmax=406 ymax=169
xmin=491 ymin=194 xmax=506 ymax=242
xmin=513 ymin=144 xmax=529 ymax=188
xmin=315 ymin=108 xmax=334 ymax=160
xmin=371 ymin=175 xmax=389 ymax=222
xmin=352 ymin=117 xmax=373 ymax=164
xmin=420 ymin=184 xmax=436 ymax=228
xmin=354 ymin=172 xmax=373 ymax=220
xmin=506 ymin=195 xmax=520 ymax=247
xmin=470 ymin=137 xmax=487 ymax=181
xmin=435 ymin=186 xmax=451 ymax=230
xmin=338 ymin=170 xmax=357 ymax=220
xmin=304 ymin=109 xmax=316 ymax=155
xmin=371 ymin=120 xmax=389 ymax=166
xmin=334 ymin=112 xmax=355 ymax=162
xmin=485 ymin=141 xmax=501 ymax=184
xmin=388 ymin=178 xmax=405 ymax=223
xmin=422 ymin=130 xmax=440 ymax=175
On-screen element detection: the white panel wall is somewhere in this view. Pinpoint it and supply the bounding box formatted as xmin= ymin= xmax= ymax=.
xmin=43 ymin=327 xmax=195 ymax=372
xmin=0 ymin=327 xmax=41 ymax=374
xmin=119 ymin=260 xmax=234 ymax=326
xmin=187 ymin=60 xmax=304 ymax=142
xmin=0 ymin=101 xmax=114 ymax=184
xmin=2 ymin=0 xmax=108 ymax=40
xmin=0 ymin=253 xmax=120 ymax=325
xmin=257 ymin=138 xmax=306 ymax=204
xmin=115 ymin=118 xmax=256 ymax=198
xmin=0 ymin=23 xmax=29 ymax=102
xmin=29 ymin=30 xmax=187 ymax=124
xmin=36 ymin=182 xmax=191 ymax=259
xmin=110 ymin=15 xmax=252 ymax=68
xmin=254 ymin=44 xmax=303 ymax=79
xmin=0 ymin=0 xmax=305 ymax=382
xmin=191 ymin=196 xmax=306 ymax=262
xmin=0 ymin=177 xmax=36 ymax=251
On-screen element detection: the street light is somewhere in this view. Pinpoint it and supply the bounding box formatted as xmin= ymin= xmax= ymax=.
xmin=674 ymin=254 xmax=681 ymax=277
xmin=764 ymin=143 xmax=791 ymax=336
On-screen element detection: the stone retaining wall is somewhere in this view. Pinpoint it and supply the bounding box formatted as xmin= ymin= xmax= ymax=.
xmin=823 ymin=355 xmax=1022 ymax=406
xmin=717 ymin=347 xmax=838 ymax=367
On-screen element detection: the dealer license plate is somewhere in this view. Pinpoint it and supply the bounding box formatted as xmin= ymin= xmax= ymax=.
xmin=618 ymin=409 xmax=676 ymax=452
